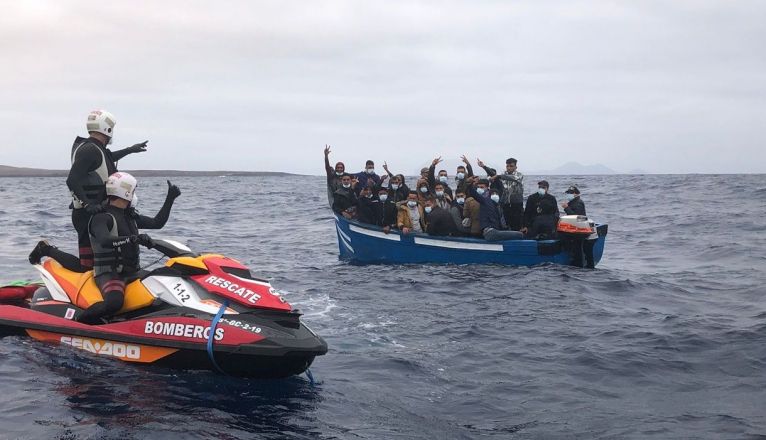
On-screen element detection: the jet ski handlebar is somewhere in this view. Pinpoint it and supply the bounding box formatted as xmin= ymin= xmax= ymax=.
xmin=151 ymin=239 xmax=199 ymax=258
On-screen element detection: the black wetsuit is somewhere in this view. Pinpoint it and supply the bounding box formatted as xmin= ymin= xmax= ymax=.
xmin=66 ymin=136 xmax=137 ymax=269
xmin=78 ymin=195 xmax=175 ymax=323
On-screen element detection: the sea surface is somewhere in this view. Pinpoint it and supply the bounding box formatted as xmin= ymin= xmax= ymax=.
xmin=0 ymin=174 xmax=764 ymax=439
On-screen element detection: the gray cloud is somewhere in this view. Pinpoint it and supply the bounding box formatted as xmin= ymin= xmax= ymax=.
xmin=1 ymin=0 xmax=764 ymax=174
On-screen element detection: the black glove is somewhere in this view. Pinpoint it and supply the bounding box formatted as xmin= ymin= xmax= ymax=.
xmin=85 ymin=203 xmax=104 ymax=215
xmin=166 ymin=180 xmax=181 ymax=200
xmin=127 ymin=141 xmax=148 ymax=154
xmin=131 ymin=233 xmax=154 ymax=248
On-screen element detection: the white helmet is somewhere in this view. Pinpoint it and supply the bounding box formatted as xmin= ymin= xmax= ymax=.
xmin=105 ymin=172 xmax=137 ymax=202
xmin=86 ymin=109 xmax=116 ymax=142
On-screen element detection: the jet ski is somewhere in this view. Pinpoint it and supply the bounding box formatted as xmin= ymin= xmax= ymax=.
xmin=0 ymin=239 xmax=328 ymax=378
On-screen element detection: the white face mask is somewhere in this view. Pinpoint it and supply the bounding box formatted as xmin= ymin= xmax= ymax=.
xmin=476 ymin=187 xmax=486 ymax=195
xmin=407 ymin=200 xmax=417 ymax=208
xmin=490 ymin=194 xmax=500 ymax=203
xmin=538 ymin=188 xmax=546 ymax=196
xmin=456 ymin=172 xmax=465 ymax=180
xmin=343 ymin=183 xmax=351 ymax=188
xmin=366 ymin=168 xmax=375 ymax=175
xmin=424 ymin=206 xmax=432 ymax=214
xmin=391 ymin=184 xmax=400 ymax=190
xmin=456 ymin=197 xmax=465 ymax=205
xmin=379 ymin=194 xmax=388 ymax=202
xmin=335 ymin=171 xmax=343 ymax=176
xmin=565 ymin=193 xmax=575 ymax=201
xmin=419 ymin=187 xmax=428 ymax=193
xmin=439 ymin=175 xmax=448 ymax=183
xmin=435 ymin=191 xmax=444 ymax=197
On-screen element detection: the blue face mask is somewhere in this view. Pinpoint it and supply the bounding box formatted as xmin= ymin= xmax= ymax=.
xmin=565 ymin=193 xmax=575 ymax=201
xmin=424 ymin=206 xmax=432 ymax=214
xmin=456 ymin=197 xmax=465 ymax=205
xmin=476 ymin=188 xmax=486 ymax=195
xmin=391 ymin=184 xmax=400 ymax=190
xmin=439 ymin=175 xmax=448 ymax=183
xmin=490 ymin=194 xmax=500 ymax=203
xmin=379 ymin=194 xmax=388 ymax=202
xmin=537 ymin=188 xmax=546 ymax=196
xmin=420 ymin=187 xmax=429 ymax=193
xmin=456 ymin=172 xmax=465 ymax=180
xmin=435 ymin=191 xmax=444 ymax=197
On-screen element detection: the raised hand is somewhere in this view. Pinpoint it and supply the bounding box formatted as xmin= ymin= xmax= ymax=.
xmin=460 ymin=155 xmax=469 ymax=164
xmin=324 ymin=144 xmax=331 ymax=156
xmin=476 ymin=158 xmax=485 ymax=168
xmin=383 ymin=161 xmax=389 ymax=171
xmin=166 ymin=180 xmax=181 ymax=200
xmin=128 ymin=141 xmax=148 ymax=154
xmin=431 ymin=156 xmax=442 ymax=166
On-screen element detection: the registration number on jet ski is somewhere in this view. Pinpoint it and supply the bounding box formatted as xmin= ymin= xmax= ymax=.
xmin=219 ymin=318 xmax=262 ymax=334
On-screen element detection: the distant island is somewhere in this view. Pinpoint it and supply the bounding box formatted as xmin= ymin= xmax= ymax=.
xmin=0 ymin=165 xmax=299 ymax=178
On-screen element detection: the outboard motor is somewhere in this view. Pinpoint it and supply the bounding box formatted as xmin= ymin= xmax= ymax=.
xmin=557 ymin=215 xmax=598 ymax=268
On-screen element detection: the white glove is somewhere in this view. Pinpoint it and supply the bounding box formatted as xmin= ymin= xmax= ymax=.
xmin=462 ymin=218 xmax=471 ymax=227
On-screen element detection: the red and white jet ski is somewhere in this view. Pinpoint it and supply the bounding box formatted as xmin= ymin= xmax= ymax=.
xmin=0 ymin=239 xmax=327 ymax=378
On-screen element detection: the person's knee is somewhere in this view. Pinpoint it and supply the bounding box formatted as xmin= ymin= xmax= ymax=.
xmin=102 ymin=291 xmax=124 ymax=315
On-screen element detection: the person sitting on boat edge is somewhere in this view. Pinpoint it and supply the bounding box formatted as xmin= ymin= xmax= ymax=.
xmin=353 ymin=160 xmax=381 ymax=196
xmin=424 ymin=199 xmax=457 ymax=237
xmin=467 ymin=177 xmax=523 ymax=241
xmin=332 ymin=174 xmax=358 ymax=219
xmin=433 ymin=182 xmax=452 ymax=210
xmin=323 ymin=145 xmax=345 ymax=207
xmin=526 ymin=197 xmax=558 ymax=240
xmin=522 ymin=180 xmax=558 ymax=235
xmin=561 ymin=185 xmax=586 ymax=216
xmin=449 ymin=189 xmax=472 ymax=237
xmin=397 ymin=191 xmax=427 ymax=234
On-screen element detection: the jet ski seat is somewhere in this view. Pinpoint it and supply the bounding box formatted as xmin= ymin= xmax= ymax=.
xmin=42 ymin=259 xmax=156 ymax=314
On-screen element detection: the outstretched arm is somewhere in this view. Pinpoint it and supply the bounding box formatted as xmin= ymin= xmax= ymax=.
xmin=324 ymin=145 xmax=334 ymax=177
xmin=382 ymin=161 xmax=395 ymax=178
xmin=111 ymin=141 xmax=148 ymax=162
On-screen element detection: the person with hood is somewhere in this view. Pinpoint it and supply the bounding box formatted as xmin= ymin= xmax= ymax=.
xmin=522 ymin=180 xmax=558 ymax=235
xmin=323 ymin=145 xmax=346 ymax=206
xmin=79 ymin=172 xmax=179 ymax=323
xmin=561 ymin=185 xmax=586 ymax=216
xmin=354 ymin=160 xmax=382 ymax=195
xmin=67 ymin=109 xmax=149 ymax=270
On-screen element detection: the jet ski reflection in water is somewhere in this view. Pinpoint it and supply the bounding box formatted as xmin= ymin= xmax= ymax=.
xmin=3 ymin=173 xmax=327 ymax=378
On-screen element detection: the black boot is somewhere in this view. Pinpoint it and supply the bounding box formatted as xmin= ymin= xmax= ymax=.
xmin=28 ymin=240 xmax=52 ymax=265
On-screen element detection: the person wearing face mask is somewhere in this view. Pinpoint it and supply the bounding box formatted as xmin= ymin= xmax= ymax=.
xmin=387 ymin=174 xmax=409 ymax=203
xmin=323 ymin=144 xmax=346 ymax=206
xmin=454 ymin=155 xmax=475 ymax=194
xmin=448 ymin=189 xmax=471 ymax=236
xmin=488 ymin=158 xmax=525 ymax=231
xmin=427 ymin=156 xmax=454 ymax=199
xmin=561 ymin=185 xmax=586 ymax=215
xmin=432 ymin=182 xmax=452 ymax=210
xmin=415 ymin=178 xmax=431 ymax=203
xmin=527 ymin=197 xmax=559 ymax=240
xmin=467 ymin=177 xmax=522 ymax=241
xmin=375 ymin=187 xmax=399 ymax=233
xmin=424 ymin=198 xmax=457 ymax=237
xmin=354 ymin=160 xmax=381 ymax=196
xmin=65 ymin=110 xmax=149 ymax=271
xmin=397 ymin=191 xmax=427 ymax=234
xmin=522 ymin=180 xmax=558 ymax=235
xmin=332 ymin=174 xmax=358 ymax=219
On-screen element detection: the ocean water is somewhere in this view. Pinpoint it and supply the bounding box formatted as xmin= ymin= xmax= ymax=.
xmin=0 ymin=174 xmax=764 ymax=439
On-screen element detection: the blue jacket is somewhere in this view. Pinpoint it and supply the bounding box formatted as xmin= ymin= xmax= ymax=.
xmin=468 ymin=186 xmax=506 ymax=230
xmin=354 ymin=171 xmax=382 ymax=195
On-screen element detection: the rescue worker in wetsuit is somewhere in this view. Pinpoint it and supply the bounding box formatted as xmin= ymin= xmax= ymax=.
xmin=77 ymin=172 xmax=181 ymax=323
xmin=66 ymin=109 xmax=149 ymax=270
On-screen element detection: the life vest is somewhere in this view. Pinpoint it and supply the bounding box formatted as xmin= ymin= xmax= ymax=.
xmin=88 ymin=207 xmax=140 ymax=276
xmin=70 ymin=139 xmax=111 ymax=209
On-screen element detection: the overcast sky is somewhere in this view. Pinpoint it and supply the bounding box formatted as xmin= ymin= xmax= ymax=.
xmin=1 ymin=1 xmax=764 ymax=174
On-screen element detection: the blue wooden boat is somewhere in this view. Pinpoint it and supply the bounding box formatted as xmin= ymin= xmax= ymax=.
xmin=333 ymin=215 xmax=608 ymax=267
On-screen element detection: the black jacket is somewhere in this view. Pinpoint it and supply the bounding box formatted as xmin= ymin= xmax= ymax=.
xmin=332 ymin=187 xmax=357 ymax=214
xmin=523 ymin=192 xmax=558 ymax=228
xmin=564 ymin=197 xmax=586 ymax=216
xmin=426 ymin=207 xmax=458 ymax=236
xmin=528 ymin=214 xmax=558 ymax=240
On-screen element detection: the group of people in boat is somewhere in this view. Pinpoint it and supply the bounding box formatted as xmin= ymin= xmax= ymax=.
xmin=28 ymin=110 xmax=180 ymax=323
xmin=324 ymin=145 xmax=587 ymax=241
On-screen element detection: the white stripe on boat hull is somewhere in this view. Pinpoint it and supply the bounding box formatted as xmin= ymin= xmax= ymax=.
xmin=349 ymin=225 xmax=402 ymax=241
xmin=413 ymin=237 xmax=504 ymax=252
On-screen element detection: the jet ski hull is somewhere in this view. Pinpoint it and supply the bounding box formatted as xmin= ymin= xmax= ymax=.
xmin=0 ymin=304 xmax=327 ymax=378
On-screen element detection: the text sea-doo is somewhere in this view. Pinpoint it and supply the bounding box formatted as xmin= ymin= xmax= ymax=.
xmin=0 ymin=240 xmax=327 ymax=378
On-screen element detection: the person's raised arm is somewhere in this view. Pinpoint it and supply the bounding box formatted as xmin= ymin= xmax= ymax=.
xmin=382 ymin=161 xmax=395 ymax=178
xmin=324 ymin=145 xmax=334 ymax=178
xmin=428 ymin=156 xmax=442 ymax=188
xmin=111 ymin=141 xmax=148 ymax=162
xmin=135 ymin=181 xmax=181 ymax=229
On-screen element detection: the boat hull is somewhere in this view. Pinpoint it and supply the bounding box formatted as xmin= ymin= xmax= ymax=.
xmin=334 ymin=216 xmax=607 ymax=266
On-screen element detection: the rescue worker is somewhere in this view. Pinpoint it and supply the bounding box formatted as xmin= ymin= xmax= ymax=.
xmin=78 ymin=172 xmax=181 ymax=323
xmin=67 ymin=110 xmax=148 ymax=270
